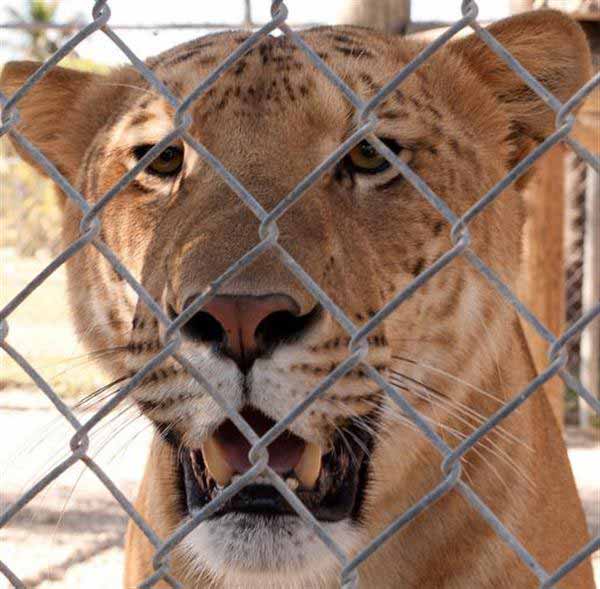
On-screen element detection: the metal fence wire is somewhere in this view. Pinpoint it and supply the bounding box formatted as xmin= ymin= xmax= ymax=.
xmin=565 ymin=154 xmax=587 ymax=388
xmin=1 ymin=1 xmax=599 ymax=588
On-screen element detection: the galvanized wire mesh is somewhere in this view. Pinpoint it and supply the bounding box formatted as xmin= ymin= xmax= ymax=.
xmin=1 ymin=1 xmax=599 ymax=587
xmin=564 ymin=155 xmax=587 ymax=401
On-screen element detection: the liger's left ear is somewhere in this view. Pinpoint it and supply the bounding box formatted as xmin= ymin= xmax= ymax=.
xmin=450 ymin=10 xmax=592 ymax=169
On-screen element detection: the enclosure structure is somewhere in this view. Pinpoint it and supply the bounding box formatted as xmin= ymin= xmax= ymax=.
xmin=0 ymin=1 xmax=599 ymax=588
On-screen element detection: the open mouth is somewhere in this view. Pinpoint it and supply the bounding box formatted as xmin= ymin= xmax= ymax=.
xmin=178 ymin=407 xmax=374 ymax=522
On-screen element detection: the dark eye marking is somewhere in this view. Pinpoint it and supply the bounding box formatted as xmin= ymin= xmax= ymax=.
xmin=374 ymin=173 xmax=406 ymax=192
xmin=130 ymin=111 xmax=153 ymax=127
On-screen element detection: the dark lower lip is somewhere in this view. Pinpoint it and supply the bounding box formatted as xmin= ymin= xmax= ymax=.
xmin=175 ymin=415 xmax=376 ymax=523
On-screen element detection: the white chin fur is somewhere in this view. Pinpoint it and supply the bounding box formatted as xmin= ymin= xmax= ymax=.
xmin=178 ymin=513 xmax=363 ymax=589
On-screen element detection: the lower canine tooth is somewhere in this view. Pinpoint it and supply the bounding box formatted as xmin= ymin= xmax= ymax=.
xmin=201 ymin=436 xmax=234 ymax=487
xmin=294 ymin=442 xmax=322 ymax=489
xmin=286 ymin=477 xmax=299 ymax=491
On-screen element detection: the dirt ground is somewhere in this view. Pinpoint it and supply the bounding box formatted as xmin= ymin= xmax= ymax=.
xmin=1 ymin=248 xmax=599 ymax=587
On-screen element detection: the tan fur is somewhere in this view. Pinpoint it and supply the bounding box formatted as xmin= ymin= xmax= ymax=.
xmin=2 ymin=10 xmax=594 ymax=588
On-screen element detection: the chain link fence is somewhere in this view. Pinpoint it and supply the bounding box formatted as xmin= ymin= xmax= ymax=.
xmin=564 ymin=154 xmax=591 ymax=424
xmin=1 ymin=1 xmax=599 ymax=587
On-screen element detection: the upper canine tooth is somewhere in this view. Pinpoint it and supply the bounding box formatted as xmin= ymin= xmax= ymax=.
xmin=201 ymin=436 xmax=234 ymax=487
xmin=294 ymin=442 xmax=322 ymax=489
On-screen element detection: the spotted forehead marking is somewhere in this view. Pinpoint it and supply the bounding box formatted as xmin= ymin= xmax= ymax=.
xmin=116 ymin=28 xmax=468 ymax=164
xmin=161 ymin=41 xmax=217 ymax=69
xmin=149 ymin=29 xmax=394 ymax=92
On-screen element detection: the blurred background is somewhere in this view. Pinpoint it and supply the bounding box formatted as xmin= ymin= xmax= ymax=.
xmin=0 ymin=1 xmax=598 ymax=587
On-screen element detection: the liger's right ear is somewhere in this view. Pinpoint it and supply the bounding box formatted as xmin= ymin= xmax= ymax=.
xmin=1 ymin=61 xmax=103 ymax=184
xmin=1 ymin=61 xmax=136 ymax=187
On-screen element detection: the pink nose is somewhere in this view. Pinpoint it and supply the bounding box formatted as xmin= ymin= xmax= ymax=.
xmin=174 ymin=293 xmax=320 ymax=373
xmin=203 ymin=295 xmax=298 ymax=361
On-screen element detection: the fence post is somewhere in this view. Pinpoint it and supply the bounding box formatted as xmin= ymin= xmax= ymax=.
xmin=519 ymin=147 xmax=566 ymax=428
xmin=510 ymin=0 xmax=534 ymax=13
xmin=579 ymin=167 xmax=600 ymax=427
xmin=340 ymin=0 xmax=411 ymax=33
xmin=575 ymin=10 xmax=600 ymax=427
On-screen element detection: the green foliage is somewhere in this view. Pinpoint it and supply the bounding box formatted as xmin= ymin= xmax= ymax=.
xmin=7 ymin=0 xmax=82 ymax=60
xmin=58 ymin=56 xmax=110 ymax=74
xmin=29 ymin=0 xmax=59 ymax=24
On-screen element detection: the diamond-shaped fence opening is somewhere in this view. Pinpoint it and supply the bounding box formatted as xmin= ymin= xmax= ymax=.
xmin=1 ymin=1 xmax=599 ymax=588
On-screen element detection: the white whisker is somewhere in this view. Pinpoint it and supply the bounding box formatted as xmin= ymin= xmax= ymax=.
xmin=393 ymin=355 xmax=509 ymax=406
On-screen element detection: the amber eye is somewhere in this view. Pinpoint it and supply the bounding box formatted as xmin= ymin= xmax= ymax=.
xmin=346 ymin=139 xmax=407 ymax=175
xmin=133 ymin=143 xmax=184 ymax=177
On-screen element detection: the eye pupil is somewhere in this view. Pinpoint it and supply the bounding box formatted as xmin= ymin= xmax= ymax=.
xmin=133 ymin=143 xmax=184 ymax=177
xmin=161 ymin=148 xmax=176 ymax=161
xmin=360 ymin=142 xmax=377 ymax=159
xmin=345 ymin=138 xmax=408 ymax=176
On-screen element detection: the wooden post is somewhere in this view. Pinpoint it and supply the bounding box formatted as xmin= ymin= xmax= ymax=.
xmin=519 ymin=147 xmax=567 ymax=428
xmin=341 ymin=0 xmax=411 ymax=32
xmin=513 ymin=0 xmax=566 ymax=427
xmin=510 ymin=0 xmax=534 ymax=13
xmin=570 ymin=7 xmax=600 ymax=426
xmin=513 ymin=0 xmax=600 ymax=429
xmin=579 ymin=167 xmax=600 ymax=428
xmin=243 ymin=0 xmax=252 ymax=28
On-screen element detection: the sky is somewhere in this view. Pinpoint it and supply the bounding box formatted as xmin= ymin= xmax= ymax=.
xmin=1 ymin=0 xmax=512 ymax=64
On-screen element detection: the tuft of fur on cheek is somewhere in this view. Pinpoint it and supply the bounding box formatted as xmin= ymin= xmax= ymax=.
xmin=177 ymin=514 xmax=364 ymax=589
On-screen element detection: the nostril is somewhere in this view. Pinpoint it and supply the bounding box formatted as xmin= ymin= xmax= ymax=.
xmin=255 ymin=305 xmax=322 ymax=352
xmin=169 ymin=303 xmax=226 ymax=346
xmin=183 ymin=311 xmax=226 ymax=345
